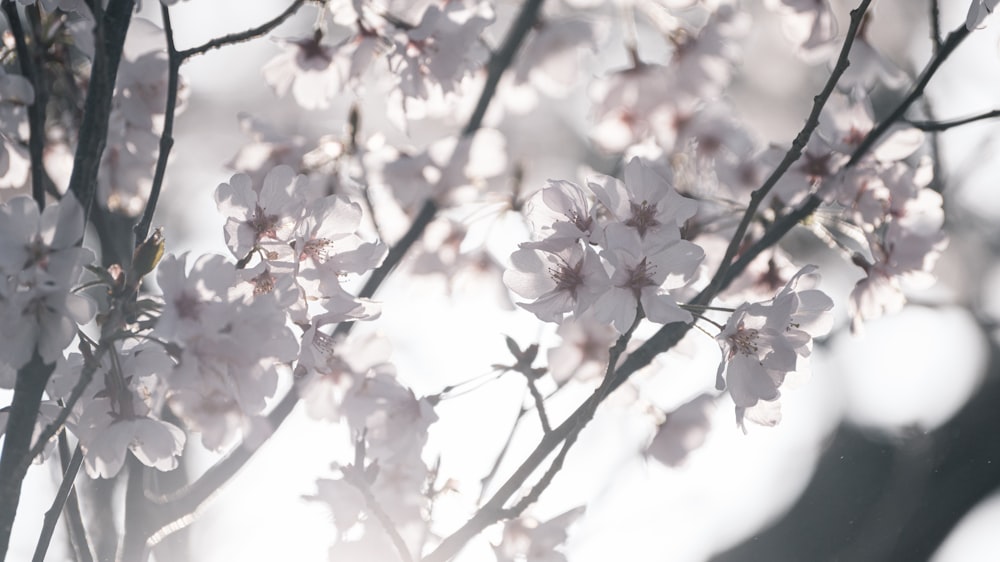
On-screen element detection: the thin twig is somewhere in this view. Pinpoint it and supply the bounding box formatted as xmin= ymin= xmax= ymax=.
xmin=618 ymin=16 xmax=976 ymax=389
xmin=336 ymin=0 xmax=547 ymax=339
xmin=502 ymin=309 xmax=642 ymax=519
xmin=17 ymin=341 xmax=105 ymax=477
xmin=703 ymin=0 xmax=872 ymax=304
xmin=176 ymin=0 xmax=307 ymax=61
xmin=478 ymin=401 xmax=529 ymax=505
xmin=32 ymin=442 xmax=86 ymax=562
xmin=343 ymin=438 xmax=414 ymax=562
xmin=717 ymin=19 xmax=973 ymax=297
xmin=906 ymin=109 xmax=1000 ymax=132
xmin=133 ymin=4 xmax=180 ymax=245
xmin=524 ymin=377 xmax=552 ymax=434
xmin=55 ymin=424 xmax=93 ymax=562
xmin=929 ymin=0 xmax=942 ymax=54
xmin=425 ymin=308 xmax=642 ymax=562
xmin=423 ymin=3 xmax=878 ymax=558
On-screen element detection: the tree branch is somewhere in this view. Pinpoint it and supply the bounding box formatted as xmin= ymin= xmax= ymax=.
xmin=703 ymin=0 xmax=872 ymax=304
xmin=66 ymin=0 xmax=136 ymax=220
xmin=176 ymin=0 xmax=307 ymax=61
xmin=337 ymin=0 xmax=548 ymax=327
xmin=1 ymin=0 xmax=47 ymax=209
xmin=0 ymin=352 xmax=57 ymax=558
xmin=906 ymin=109 xmax=1000 ymax=132
xmin=32 ymin=442 xmax=87 ymax=562
xmin=133 ymin=3 xmax=181 ymax=245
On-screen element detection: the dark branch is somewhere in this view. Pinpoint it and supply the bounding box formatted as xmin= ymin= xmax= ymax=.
xmin=176 ymin=0 xmax=307 ymax=61
xmin=906 ymin=109 xmax=1000 ymax=132
xmin=32 ymin=442 xmax=87 ymax=562
xmin=1 ymin=0 xmax=47 ymax=209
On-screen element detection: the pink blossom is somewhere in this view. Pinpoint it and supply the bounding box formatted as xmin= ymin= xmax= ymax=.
xmin=547 ymin=312 xmax=618 ymax=383
xmin=588 ymin=157 xmax=698 ymax=243
xmin=593 ymin=223 xmax=702 ymax=332
xmin=525 ymin=179 xmax=601 ymax=245
xmin=646 ymin=393 xmax=716 ymax=467
xmin=74 ymin=397 xmax=185 ymax=479
xmin=494 ymin=507 xmax=585 ymax=562
xmin=504 ymin=240 xmax=611 ymax=324
xmin=715 ymin=265 xmax=832 ymax=430
xmin=215 ymin=165 xmax=306 ymax=260
xmin=764 ymin=0 xmax=838 ymax=62
xmin=263 ymin=34 xmax=345 ymax=111
xmin=391 ymin=0 xmax=494 ymax=100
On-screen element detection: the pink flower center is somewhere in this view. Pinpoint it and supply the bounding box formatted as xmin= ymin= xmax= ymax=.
xmin=549 ymin=258 xmax=585 ymax=298
xmin=625 ymin=200 xmax=660 ymax=237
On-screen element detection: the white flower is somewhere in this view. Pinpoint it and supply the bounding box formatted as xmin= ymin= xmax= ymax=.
xmin=494 ymin=507 xmax=586 ymax=562
xmin=263 ymin=34 xmax=344 ymax=110
xmin=646 ymin=394 xmax=716 ymax=467
xmin=154 ymin=254 xmax=298 ymax=450
xmin=504 ymin=240 xmax=611 ymax=324
xmin=525 ymin=179 xmax=601 ymax=245
xmin=391 ymin=0 xmax=494 ymax=100
xmin=215 ymin=165 xmax=306 ymax=260
xmin=715 ymin=265 xmax=832 ymax=430
xmin=296 ymin=329 xmax=393 ymax=423
xmin=588 ymin=157 xmax=697 ymax=244
xmin=547 ymin=312 xmax=618 ymax=383
xmin=293 ymin=194 xmax=387 ymax=315
xmin=74 ymin=397 xmax=185 ymax=479
xmin=0 ymin=195 xmax=94 ymax=368
xmin=593 ymin=223 xmax=702 ymax=332
xmin=764 ymin=0 xmax=838 ymax=62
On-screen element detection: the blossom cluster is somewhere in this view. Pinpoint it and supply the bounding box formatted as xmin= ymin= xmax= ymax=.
xmin=504 ymin=157 xmax=704 ymax=333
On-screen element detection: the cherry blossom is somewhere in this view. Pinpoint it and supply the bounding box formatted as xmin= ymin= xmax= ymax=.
xmin=292 ymin=194 xmax=387 ymax=314
xmin=715 ymin=265 xmax=833 ymax=430
xmin=296 ymin=328 xmax=394 ymax=422
xmin=524 ymin=179 xmax=601 ymax=245
xmin=494 ymin=507 xmax=586 ymax=562
xmin=390 ymin=0 xmax=494 ymax=100
xmin=0 ymin=0 xmax=974 ymax=559
xmin=546 ymin=312 xmax=618 ymax=383
xmin=263 ymin=32 xmax=346 ymax=111
xmin=153 ymin=254 xmax=298 ymax=450
xmin=74 ymin=397 xmax=185 ymax=478
xmin=764 ymin=0 xmax=838 ymax=62
xmin=215 ymin=165 xmax=305 ymax=261
xmin=588 ymin=156 xmax=698 ymax=243
xmin=646 ymin=393 xmax=716 ymax=467
xmin=593 ymin=223 xmax=703 ymax=332
xmin=0 ymin=195 xmax=94 ymax=368
xmin=504 ymin=240 xmax=611 ymax=324
xmin=512 ymin=16 xmax=599 ymax=97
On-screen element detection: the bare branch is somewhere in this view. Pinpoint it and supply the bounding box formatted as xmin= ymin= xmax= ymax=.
xmin=702 ymin=0 xmax=872 ymax=305
xmin=1 ymin=0 xmax=47 ymax=209
xmin=425 ymin=307 xmax=642 ymax=562
xmin=337 ymin=0 xmax=548 ymax=336
xmin=32 ymin=442 xmax=88 ymax=562
xmin=176 ymin=0 xmax=307 ymax=61
xmin=906 ymin=109 xmax=1000 ymax=132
